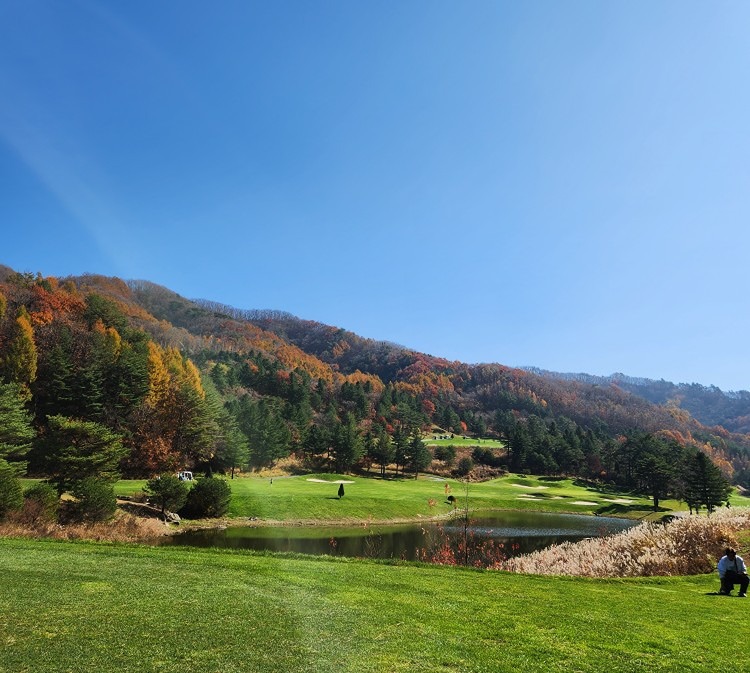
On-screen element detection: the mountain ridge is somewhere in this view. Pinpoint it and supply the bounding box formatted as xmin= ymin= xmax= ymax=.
xmin=523 ymin=367 xmax=750 ymax=433
xmin=1 ymin=264 xmax=749 ymax=488
xmin=523 ymin=366 xmax=749 ymax=396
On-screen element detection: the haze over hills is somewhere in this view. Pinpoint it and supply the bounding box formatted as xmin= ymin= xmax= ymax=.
xmin=1 ymin=264 xmax=749 ymax=489
xmin=524 ymin=368 xmax=750 ymax=434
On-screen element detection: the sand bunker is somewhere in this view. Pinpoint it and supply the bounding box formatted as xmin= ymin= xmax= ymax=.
xmin=601 ymin=498 xmax=633 ymax=504
xmin=511 ymin=484 xmax=549 ymax=490
xmin=306 ymin=478 xmax=355 ymax=484
xmin=571 ymin=500 xmax=598 ymax=505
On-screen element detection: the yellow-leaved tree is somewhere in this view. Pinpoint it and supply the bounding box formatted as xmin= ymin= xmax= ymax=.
xmin=1 ymin=307 xmax=38 ymax=394
xmin=129 ymin=342 xmax=218 ymax=474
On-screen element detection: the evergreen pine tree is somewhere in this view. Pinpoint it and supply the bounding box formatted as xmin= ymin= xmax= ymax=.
xmin=43 ymin=415 xmax=126 ymax=495
xmin=392 ymin=425 xmax=409 ymax=475
xmin=331 ymin=413 xmax=363 ymax=473
xmin=212 ymin=406 xmax=249 ymax=478
xmin=407 ymin=431 xmax=432 ymax=479
xmin=372 ymin=427 xmax=395 ymax=477
xmin=239 ymin=397 xmax=291 ymax=469
xmin=681 ymin=450 xmax=731 ymax=514
xmin=0 ymin=382 xmax=35 ymax=474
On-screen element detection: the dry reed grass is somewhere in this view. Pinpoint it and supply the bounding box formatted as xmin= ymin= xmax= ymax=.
xmin=0 ymin=510 xmax=169 ymax=543
xmin=499 ymin=508 xmax=750 ymax=577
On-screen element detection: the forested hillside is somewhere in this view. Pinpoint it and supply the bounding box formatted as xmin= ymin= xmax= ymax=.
xmin=525 ymin=368 xmax=750 ymax=434
xmin=1 ymin=266 xmax=748 ymax=503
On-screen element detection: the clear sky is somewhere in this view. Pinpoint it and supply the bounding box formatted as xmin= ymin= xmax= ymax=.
xmin=2 ymin=1 xmax=749 ymax=391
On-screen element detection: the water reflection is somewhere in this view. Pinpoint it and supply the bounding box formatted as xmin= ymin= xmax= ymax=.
xmin=161 ymin=511 xmax=636 ymax=561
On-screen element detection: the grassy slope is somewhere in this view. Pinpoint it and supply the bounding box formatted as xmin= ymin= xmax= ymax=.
xmin=2 ymin=537 xmax=747 ymax=673
xmin=113 ymin=473 xmax=750 ymax=523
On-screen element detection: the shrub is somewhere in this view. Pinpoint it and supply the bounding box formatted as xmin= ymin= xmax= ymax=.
xmin=455 ymin=457 xmax=474 ymax=477
xmin=22 ymin=482 xmax=59 ymax=523
xmin=179 ymin=477 xmax=231 ymax=518
xmin=145 ymin=475 xmax=190 ymax=519
xmin=70 ymin=478 xmax=117 ymax=522
xmin=0 ymin=462 xmax=23 ymax=520
xmin=471 ymin=447 xmax=504 ymax=467
xmin=434 ymin=445 xmax=457 ymax=465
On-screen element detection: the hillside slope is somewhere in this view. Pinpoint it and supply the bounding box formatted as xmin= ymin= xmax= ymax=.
xmin=1 ymin=265 xmax=748 ymax=489
xmin=526 ymin=368 xmax=750 ymax=434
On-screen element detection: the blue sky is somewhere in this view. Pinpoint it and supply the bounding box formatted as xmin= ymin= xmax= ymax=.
xmin=2 ymin=1 xmax=749 ymax=391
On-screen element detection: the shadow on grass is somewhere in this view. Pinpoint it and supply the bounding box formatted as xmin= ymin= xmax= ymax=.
xmin=572 ymin=479 xmax=640 ymax=496
xmin=595 ymin=503 xmax=665 ymax=517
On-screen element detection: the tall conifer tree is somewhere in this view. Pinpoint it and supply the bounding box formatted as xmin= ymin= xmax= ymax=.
xmin=43 ymin=415 xmax=126 ymax=495
xmin=0 ymin=382 xmax=35 ymax=474
xmin=681 ymin=450 xmax=731 ymax=514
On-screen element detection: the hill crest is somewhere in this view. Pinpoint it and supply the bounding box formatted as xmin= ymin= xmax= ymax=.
xmin=1 ymin=264 xmax=748 ymax=487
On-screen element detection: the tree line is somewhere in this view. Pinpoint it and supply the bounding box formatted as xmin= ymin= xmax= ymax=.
xmin=0 ymin=271 xmax=739 ymax=520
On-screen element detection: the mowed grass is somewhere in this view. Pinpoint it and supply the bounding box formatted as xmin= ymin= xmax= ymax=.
xmin=112 ymin=473 xmax=750 ymax=523
xmin=1 ymin=537 xmax=748 ymax=673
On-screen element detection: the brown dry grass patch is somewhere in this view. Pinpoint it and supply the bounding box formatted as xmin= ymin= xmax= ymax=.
xmin=0 ymin=510 xmax=169 ymax=543
xmin=500 ymin=507 xmax=750 ymax=577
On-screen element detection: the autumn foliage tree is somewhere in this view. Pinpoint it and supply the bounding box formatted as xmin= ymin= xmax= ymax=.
xmin=0 ymin=267 xmax=748 ymax=495
xmin=1 ymin=307 xmax=38 ymax=392
xmin=129 ymin=343 xmax=219 ymax=473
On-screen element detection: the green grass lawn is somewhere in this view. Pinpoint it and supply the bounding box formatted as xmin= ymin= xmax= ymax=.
xmin=1 ymin=537 xmax=747 ymax=673
xmin=110 ymin=473 xmax=750 ymax=524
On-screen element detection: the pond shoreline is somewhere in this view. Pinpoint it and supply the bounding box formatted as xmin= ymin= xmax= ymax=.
xmin=161 ymin=509 xmax=641 ymax=560
xmin=170 ymin=505 xmax=642 ymax=534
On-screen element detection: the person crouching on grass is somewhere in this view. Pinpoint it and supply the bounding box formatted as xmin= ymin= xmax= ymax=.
xmin=718 ymin=547 xmax=748 ymax=597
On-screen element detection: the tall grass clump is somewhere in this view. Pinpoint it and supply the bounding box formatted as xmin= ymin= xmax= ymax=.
xmin=501 ymin=507 xmax=750 ymax=577
xmin=0 ymin=511 xmax=168 ymax=543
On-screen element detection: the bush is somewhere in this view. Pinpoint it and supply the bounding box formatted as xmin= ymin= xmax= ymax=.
xmin=179 ymin=477 xmax=231 ymax=518
xmin=455 ymin=457 xmax=474 ymax=477
xmin=471 ymin=447 xmax=505 ymax=468
xmin=0 ymin=462 xmax=23 ymax=520
xmin=70 ymin=478 xmax=117 ymax=522
xmin=145 ymin=475 xmax=190 ymax=519
xmin=23 ymin=482 xmax=59 ymax=523
xmin=434 ymin=445 xmax=457 ymax=465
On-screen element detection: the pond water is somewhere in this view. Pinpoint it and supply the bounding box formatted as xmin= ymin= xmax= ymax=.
xmin=160 ymin=511 xmax=636 ymax=561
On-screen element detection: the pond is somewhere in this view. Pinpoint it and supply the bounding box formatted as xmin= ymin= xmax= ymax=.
xmin=160 ymin=510 xmax=636 ymax=561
